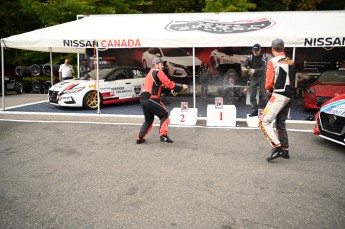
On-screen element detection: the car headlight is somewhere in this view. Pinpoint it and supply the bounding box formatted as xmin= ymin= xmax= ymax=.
xmin=307 ymin=89 xmax=315 ymax=94
xmin=62 ymin=87 xmax=86 ymax=94
xmin=169 ymin=62 xmax=185 ymax=69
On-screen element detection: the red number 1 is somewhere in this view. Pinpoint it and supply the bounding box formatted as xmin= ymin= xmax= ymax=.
xmin=220 ymin=112 xmax=223 ymax=120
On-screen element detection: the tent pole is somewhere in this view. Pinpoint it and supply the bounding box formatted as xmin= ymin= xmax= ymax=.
xmin=49 ymin=48 xmax=53 ymax=88
xmin=292 ymin=47 xmax=296 ymax=62
xmin=192 ymin=47 xmax=196 ymax=108
xmin=77 ymin=54 xmax=80 ymax=78
xmin=1 ymin=39 xmax=5 ymax=111
xmin=96 ymin=43 xmax=101 ymax=114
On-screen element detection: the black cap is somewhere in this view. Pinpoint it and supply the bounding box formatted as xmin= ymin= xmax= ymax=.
xmin=252 ymin=43 xmax=261 ymax=51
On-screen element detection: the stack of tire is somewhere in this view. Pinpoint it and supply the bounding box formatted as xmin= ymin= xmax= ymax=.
xmin=14 ymin=64 xmax=59 ymax=93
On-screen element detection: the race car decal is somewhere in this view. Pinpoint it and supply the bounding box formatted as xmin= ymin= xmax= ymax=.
xmin=134 ymin=85 xmax=141 ymax=95
xmin=111 ymin=88 xmax=132 ymax=94
xmin=321 ymin=99 xmax=345 ymax=117
xmin=63 ymin=84 xmax=79 ymax=91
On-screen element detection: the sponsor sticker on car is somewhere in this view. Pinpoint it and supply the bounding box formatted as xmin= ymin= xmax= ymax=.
xmin=322 ymin=100 xmax=345 ymax=117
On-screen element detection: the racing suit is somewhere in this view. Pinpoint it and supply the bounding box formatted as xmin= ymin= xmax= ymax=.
xmin=259 ymin=53 xmax=295 ymax=149
xmin=137 ymin=68 xmax=183 ymax=140
xmin=243 ymin=53 xmax=268 ymax=110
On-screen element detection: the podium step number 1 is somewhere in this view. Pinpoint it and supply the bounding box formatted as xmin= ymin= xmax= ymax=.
xmin=207 ymin=97 xmax=236 ymax=127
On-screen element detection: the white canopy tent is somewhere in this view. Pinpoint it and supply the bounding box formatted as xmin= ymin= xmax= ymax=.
xmin=2 ymin=11 xmax=345 ymax=110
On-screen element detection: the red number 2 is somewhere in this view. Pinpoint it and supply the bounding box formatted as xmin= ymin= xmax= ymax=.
xmin=180 ymin=114 xmax=185 ymax=122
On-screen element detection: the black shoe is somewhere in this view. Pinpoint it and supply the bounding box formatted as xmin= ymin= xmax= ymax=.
xmin=136 ymin=138 xmax=145 ymax=144
xmin=160 ymin=135 xmax=174 ymax=143
xmin=282 ymin=150 xmax=290 ymax=159
xmin=266 ymin=146 xmax=284 ymax=161
xmin=249 ymin=110 xmax=258 ymax=117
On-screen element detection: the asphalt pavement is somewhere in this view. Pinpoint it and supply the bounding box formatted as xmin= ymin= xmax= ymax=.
xmin=0 ymin=120 xmax=344 ymax=228
xmin=0 ymin=92 xmax=344 ymax=228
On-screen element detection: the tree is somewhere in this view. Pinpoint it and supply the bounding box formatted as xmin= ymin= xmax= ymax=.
xmin=203 ymin=0 xmax=256 ymax=12
xmin=252 ymin=0 xmax=344 ymax=11
xmin=143 ymin=0 xmax=205 ymax=13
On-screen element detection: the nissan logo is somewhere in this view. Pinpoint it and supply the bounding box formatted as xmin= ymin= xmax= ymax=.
xmin=328 ymin=115 xmax=337 ymax=124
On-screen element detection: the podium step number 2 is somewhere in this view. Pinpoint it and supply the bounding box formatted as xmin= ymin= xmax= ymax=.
xmin=170 ymin=106 xmax=198 ymax=125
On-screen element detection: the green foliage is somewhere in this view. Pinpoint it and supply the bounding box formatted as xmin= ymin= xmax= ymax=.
xmin=203 ymin=0 xmax=256 ymax=12
xmin=144 ymin=0 xmax=205 ymax=13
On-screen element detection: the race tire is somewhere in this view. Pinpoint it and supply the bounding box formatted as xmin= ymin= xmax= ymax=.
xmin=30 ymin=64 xmax=41 ymax=76
xmin=14 ymin=66 xmax=32 ymax=77
xmin=16 ymin=82 xmax=23 ymax=94
xmin=42 ymin=64 xmax=59 ymax=76
xmin=31 ymin=80 xmax=42 ymax=93
xmin=83 ymin=91 xmax=102 ymax=110
xmin=43 ymin=81 xmax=52 ymax=94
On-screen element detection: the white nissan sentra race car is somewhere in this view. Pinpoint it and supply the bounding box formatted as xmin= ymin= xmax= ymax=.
xmin=142 ymin=47 xmax=202 ymax=77
xmin=48 ymin=66 xmax=147 ymax=109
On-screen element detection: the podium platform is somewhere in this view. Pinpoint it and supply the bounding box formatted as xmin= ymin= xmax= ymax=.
xmin=246 ymin=114 xmax=260 ymax=127
xmin=170 ymin=108 xmax=198 ymax=125
xmin=206 ymin=105 xmax=236 ymax=127
xmin=246 ymin=109 xmax=273 ymax=127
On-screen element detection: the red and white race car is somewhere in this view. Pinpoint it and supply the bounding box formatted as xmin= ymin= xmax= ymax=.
xmin=48 ymin=66 xmax=147 ymax=109
xmin=314 ymin=94 xmax=345 ymax=146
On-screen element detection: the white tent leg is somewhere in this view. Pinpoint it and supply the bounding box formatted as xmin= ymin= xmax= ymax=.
xmin=96 ymin=44 xmax=101 ymax=114
xmin=193 ymin=47 xmax=196 ymax=108
xmin=49 ymin=48 xmax=53 ymax=88
xmin=1 ymin=40 xmax=5 ymax=111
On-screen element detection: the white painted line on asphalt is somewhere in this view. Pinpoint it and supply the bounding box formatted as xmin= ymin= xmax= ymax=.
xmin=2 ymin=100 xmax=48 ymax=110
xmin=0 ymin=99 xmax=316 ymax=126
xmin=0 ymin=110 xmax=144 ymax=118
xmin=0 ymin=118 xmax=314 ymax=133
xmin=0 ymin=110 xmax=316 ymax=125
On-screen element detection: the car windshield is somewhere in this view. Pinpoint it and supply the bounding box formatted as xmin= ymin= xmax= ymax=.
xmin=87 ymin=69 xmax=114 ymax=80
xmin=317 ymin=71 xmax=345 ymax=83
xmin=161 ymin=48 xmax=190 ymax=57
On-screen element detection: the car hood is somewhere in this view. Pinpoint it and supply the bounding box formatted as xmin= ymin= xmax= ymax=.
xmin=50 ymin=79 xmax=95 ymax=93
xmin=163 ymin=56 xmax=202 ymax=66
xmin=309 ymin=82 xmax=345 ymax=97
xmin=320 ymin=97 xmax=345 ymax=117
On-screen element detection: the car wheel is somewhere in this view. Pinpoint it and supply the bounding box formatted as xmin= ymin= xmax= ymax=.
xmin=83 ymin=91 xmax=102 ymax=110
xmin=143 ymin=59 xmax=148 ymax=69
xmin=31 ymin=80 xmax=41 ymax=93
xmin=16 ymin=82 xmax=23 ymax=94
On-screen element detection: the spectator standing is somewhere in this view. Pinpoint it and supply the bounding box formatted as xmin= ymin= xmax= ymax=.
xmin=242 ymin=43 xmax=268 ymax=116
xmin=79 ymin=58 xmax=91 ymax=77
xmin=59 ymin=59 xmax=74 ymax=81
xmin=136 ymin=57 xmax=188 ymax=144
xmin=259 ymin=38 xmax=295 ymax=162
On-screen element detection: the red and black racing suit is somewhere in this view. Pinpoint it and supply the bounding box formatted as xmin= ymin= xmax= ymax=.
xmin=137 ymin=68 xmax=183 ymax=140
